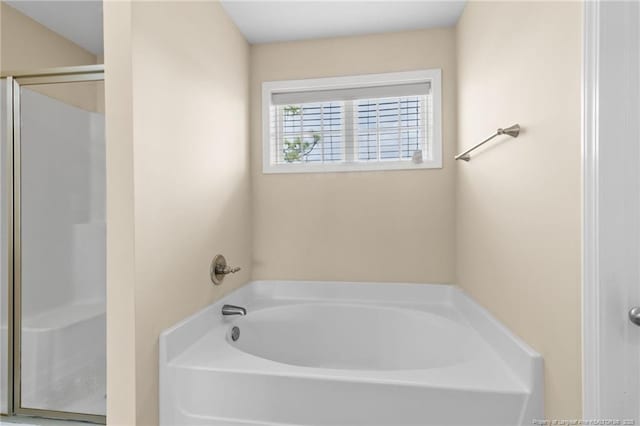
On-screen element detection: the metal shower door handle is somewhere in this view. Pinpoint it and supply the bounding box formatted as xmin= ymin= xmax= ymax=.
xmin=629 ymin=307 xmax=640 ymax=326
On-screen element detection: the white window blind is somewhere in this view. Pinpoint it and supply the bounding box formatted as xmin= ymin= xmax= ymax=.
xmin=263 ymin=70 xmax=442 ymax=173
xmin=271 ymin=82 xmax=430 ymax=105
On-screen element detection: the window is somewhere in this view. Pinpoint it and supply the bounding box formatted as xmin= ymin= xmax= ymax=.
xmin=262 ymin=69 xmax=442 ymax=173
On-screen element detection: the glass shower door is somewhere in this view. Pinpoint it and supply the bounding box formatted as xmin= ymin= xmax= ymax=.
xmin=14 ymin=76 xmax=105 ymax=421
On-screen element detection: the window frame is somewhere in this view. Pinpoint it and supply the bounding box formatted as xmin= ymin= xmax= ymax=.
xmin=262 ymin=69 xmax=443 ymax=174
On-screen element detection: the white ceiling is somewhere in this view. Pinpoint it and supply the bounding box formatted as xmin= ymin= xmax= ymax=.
xmin=4 ymin=1 xmax=464 ymax=55
xmin=6 ymin=0 xmax=103 ymax=56
xmin=220 ymin=1 xmax=466 ymax=44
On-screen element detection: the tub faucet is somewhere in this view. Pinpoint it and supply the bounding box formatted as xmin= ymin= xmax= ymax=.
xmin=222 ymin=304 xmax=246 ymax=316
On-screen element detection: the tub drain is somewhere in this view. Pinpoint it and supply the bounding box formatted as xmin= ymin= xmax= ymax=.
xmin=231 ymin=326 xmax=240 ymax=341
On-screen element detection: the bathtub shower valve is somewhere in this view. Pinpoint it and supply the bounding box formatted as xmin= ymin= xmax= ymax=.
xmin=210 ymin=254 xmax=241 ymax=285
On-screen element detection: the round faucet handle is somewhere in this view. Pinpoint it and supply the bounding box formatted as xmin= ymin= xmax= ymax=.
xmin=210 ymin=254 xmax=241 ymax=285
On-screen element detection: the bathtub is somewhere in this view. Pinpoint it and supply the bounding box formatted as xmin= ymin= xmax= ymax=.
xmin=160 ymin=281 xmax=543 ymax=426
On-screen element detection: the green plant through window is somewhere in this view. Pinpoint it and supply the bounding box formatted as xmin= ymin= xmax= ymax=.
xmin=283 ymin=105 xmax=321 ymax=163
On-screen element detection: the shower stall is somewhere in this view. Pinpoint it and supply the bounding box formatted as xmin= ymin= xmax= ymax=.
xmin=0 ymin=66 xmax=106 ymax=423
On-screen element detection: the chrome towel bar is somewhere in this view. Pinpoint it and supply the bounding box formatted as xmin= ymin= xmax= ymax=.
xmin=455 ymin=124 xmax=520 ymax=161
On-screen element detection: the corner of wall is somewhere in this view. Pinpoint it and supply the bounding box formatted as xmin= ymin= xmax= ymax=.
xmin=453 ymin=1 xmax=583 ymax=418
xmin=103 ymin=1 xmax=137 ymax=424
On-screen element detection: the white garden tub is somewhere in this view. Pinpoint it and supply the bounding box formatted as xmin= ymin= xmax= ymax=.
xmin=160 ymin=281 xmax=543 ymax=426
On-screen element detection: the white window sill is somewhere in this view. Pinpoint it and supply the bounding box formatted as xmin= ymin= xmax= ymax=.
xmin=263 ymin=159 xmax=442 ymax=174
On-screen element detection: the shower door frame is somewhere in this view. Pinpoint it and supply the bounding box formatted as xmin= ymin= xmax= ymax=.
xmin=3 ymin=65 xmax=106 ymax=424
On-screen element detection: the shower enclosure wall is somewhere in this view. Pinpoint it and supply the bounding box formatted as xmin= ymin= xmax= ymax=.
xmin=0 ymin=66 xmax=106 ymax=423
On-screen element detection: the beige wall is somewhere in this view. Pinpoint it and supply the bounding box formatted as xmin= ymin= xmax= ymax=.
xmin=250 ymin=29 xmax=457 ymax=283
xmin=104 ymin=2 xmax=136 ymax=424
xmin=104 ymin=1 xmax=251 ymax=424
xmin=0 ymin=2 xmax=101 ymax=112
xmin=456 ymin=1 xmax=582 ymax=417
xmin=0 ymin=2 xmax=96 ymax=72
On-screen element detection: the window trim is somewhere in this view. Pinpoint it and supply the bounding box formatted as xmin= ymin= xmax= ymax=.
xmin=262 ymin=69 xmax=443 ymax=174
